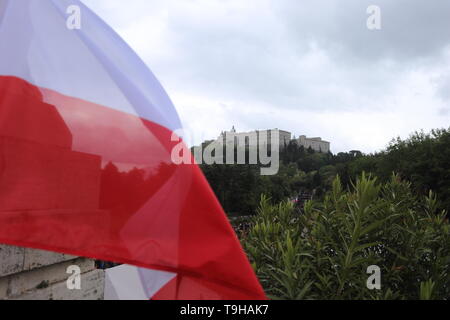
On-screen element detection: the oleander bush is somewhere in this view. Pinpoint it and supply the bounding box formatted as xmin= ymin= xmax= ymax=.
xmin=241 ymin=173 xmax=450 ymax=300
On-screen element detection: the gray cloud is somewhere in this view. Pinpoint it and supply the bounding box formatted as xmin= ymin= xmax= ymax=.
xmin=276 ymin=0 xmax=450 ymax=62
xmin=83 ymin=0 xmax=450 ymax=152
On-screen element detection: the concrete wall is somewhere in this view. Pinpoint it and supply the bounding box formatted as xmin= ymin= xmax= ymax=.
xmin=0 ymin=245 xmax=104 ymax=300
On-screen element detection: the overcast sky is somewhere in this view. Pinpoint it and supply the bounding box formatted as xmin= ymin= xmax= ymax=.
xmin=82 ymin=0 xmax=449 ymax=153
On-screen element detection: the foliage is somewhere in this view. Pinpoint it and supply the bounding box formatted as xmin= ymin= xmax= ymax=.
xmin=201 ymin=128 xmax=450 ymax=216
xmin=241 ymin=174 xmax=450 ymax=300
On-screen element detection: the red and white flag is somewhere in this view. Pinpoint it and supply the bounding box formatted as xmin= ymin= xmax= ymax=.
xmin=0 ymin=0 xmax=265 ymax=300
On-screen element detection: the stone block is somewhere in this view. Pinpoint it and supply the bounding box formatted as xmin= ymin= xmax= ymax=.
xmin=10 ymin=269 xmax=104 ymax=300
xmin=0 ymin=245 xmax=78 ymax=277
xmin=23 ymin=247 xmax=77 ymax=271
xmin=0 ymin=245 xmax=24 ymax=277
xmin=1 ymin=257 xmax=95 ymax=298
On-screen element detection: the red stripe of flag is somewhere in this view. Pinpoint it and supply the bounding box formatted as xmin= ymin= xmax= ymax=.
xmin=0 ymin=75 xmax=265 ymax=299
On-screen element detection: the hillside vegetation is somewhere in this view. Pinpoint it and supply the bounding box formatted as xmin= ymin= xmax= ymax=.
xmin=201 ymin=128 xmax=450 ymax=216
xmin=201 ymin=128 xmax=450 ymax=299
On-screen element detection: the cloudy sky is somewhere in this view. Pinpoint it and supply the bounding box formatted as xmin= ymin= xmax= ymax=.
xmin=82 ymin=0 xmax=449 ymax=153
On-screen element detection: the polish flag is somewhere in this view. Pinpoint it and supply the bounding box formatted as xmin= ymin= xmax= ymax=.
xmin=0 ymin=0 xmax=265 ymax=300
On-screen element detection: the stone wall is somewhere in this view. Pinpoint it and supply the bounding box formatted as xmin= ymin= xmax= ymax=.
xmin=214 ymin=127 xmax=331 ymax=153
xmin=218 ymin=128 xmax=292 ymax=148
xmin=296 ymin=135 xmax=331 ymax=153
xmin=0 ymin=245 xmax=104 ymax=300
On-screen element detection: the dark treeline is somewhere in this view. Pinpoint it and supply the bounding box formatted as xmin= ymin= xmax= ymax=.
xmin=200 ymin=128 xmax=450 ymax=217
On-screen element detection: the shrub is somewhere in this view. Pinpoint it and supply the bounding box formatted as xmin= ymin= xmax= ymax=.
xmin=241 ymin=173 xmax=450 ymax=299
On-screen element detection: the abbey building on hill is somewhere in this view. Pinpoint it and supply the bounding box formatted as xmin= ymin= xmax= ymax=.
xmin=215 ymin=126 xmax=331 ymax=153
